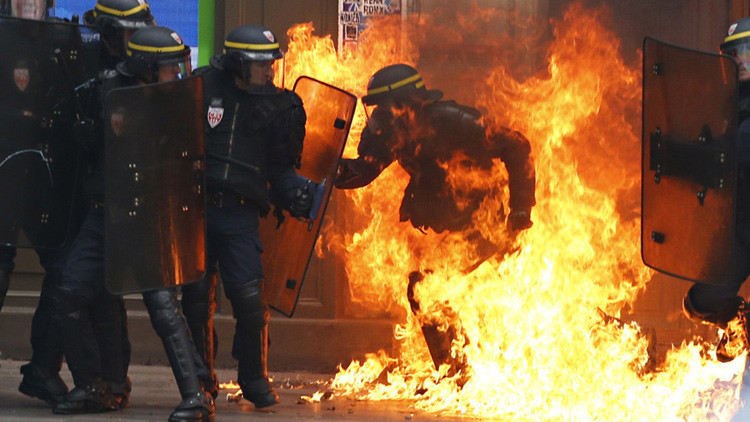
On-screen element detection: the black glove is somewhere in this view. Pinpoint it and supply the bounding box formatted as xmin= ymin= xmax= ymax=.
xmin=288 ymin=185 xmax=313 ymax=218
xmin=507 ymin=209 xmax=533 ymax=231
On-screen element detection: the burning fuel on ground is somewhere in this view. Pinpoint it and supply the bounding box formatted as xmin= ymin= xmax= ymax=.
xmin=272 ymin=1 xmax=746 ymax=420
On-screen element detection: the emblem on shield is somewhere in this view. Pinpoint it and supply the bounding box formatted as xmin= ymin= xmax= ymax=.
xmin=110 ymin=112 xmax=124 ymax=136
xmin=13 ymin=68 xmax=29 ymax=92
xmin=207 ymin=106 xmax=224 ymax=128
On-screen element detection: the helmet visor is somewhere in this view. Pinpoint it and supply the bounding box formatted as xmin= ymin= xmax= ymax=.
xmin=11 ymin=0 xmax=46 ymax=19
xmin=157 ymin=56 xmax=191 ymax=82
xmin=239 ymin=57 xmax=281 ymax=87
xmin=725 ymin=43 xmax=750 ymax=81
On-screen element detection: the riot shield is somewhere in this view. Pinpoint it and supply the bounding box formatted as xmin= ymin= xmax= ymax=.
xmin=261 ymin=76 xmax=357 ymax=316
xmin=104 ymin=76 xmax=205 ymax=294
xmin=0 ymin=16 xmax=100 ymax=248
xmin=642 ymin=37 xmax=738 ymax=284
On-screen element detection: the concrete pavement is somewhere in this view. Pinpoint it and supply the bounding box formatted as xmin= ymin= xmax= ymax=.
xmin=0 ymin=359 xmax=440 ymax=422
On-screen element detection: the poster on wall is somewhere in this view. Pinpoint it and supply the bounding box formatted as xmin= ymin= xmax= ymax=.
xmin=338 ymin=0 xmax=403 ymax=51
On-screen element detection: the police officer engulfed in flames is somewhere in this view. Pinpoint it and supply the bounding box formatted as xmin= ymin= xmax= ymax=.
xmin=336 ymin=64 xmax=536 ymax=379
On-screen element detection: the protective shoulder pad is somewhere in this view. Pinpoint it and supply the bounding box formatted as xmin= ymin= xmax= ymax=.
xmin=192 ymin=65 xmax=213 ymax=76
xmin=425 ymin=100 xmax=483 ymax=136
xmin=267 ymin=89 xmax=304 ymax=111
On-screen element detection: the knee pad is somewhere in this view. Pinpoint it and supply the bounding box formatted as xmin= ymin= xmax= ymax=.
xmin=143 ymin=289 xmax=183 ymax=338
xmin=225 ymin=280 xmax=268 ymax=330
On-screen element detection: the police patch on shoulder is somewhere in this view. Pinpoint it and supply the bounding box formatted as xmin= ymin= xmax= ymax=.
xmin=207 ymin=100 xmax=224 ymax=128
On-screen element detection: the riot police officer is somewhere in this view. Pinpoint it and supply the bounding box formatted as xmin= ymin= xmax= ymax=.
xmin=190 ymin=24 xmax=313 ymax=408
xmin=83 ymin=0 xmax=156 ymax=68
xmin=32 ymin=0 xmax=156 ymax=411
xmin=52 ymin=27 xmax=215 ymax=421
xmin=0 ymin=0 xmax=83 ymax=406
xmin=682 ymin=17 xmax=750 ymax=361
xmin=335 ymin=63 xmax=536 ymax=374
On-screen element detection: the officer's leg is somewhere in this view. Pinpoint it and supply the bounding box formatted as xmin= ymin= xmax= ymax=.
xmin=18 ymin=247 xmax=69 ymax=405
xmin=682 ymin=236 xmax=750 ymax=362
xmin=91 ymin=291 xmax=131 ymax=409
xmin=142 ymin=288 xmax=214 ymax=422
xmin=224 ymin=279 xmax=278 ymax=407
xmin=50 ymin=211 xmax=115 ymax=414
xmin=407 ymin=270 xmax=468 ymax=380
xmin=0 ymin=245 xmax=16 ymax=310
xmin=210 ymin=203 xmax=277 ymax=408
xmin=181 ymin=266 xmax=218 ymax=398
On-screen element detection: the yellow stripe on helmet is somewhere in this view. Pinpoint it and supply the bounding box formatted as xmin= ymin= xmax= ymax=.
xmin=725 ymin=29 xmax=750 ymax=44
xmin=224 ymin=40 xmax=280 ymax=51
xmin=95 ymin=2 xmax=149 ymax=17
xmin=127 ymin=41 xmax=185 ymax=54
xmin=367 ymin=73 xmax=423 ymax=95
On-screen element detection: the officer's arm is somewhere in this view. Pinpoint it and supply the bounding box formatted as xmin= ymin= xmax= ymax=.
xmin=266 ymin=97 xmax=316 ymax=217
xmin=487 ymin=127 xmax=536 ymax=227
xmin=335 ymin=125 xmax=394 ymax=189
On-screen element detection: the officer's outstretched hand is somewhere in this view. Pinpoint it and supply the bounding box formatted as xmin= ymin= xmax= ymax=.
xmin=289 ymin=185 xmax=313 ymax=218
xmin=507 ymin=209 xmax=533 ymax=232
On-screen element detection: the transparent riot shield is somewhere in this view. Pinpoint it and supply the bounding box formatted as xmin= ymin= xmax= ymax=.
xmin=261 ymin=76 xmax=357 ymax=316
xmin=0 ymin=16 xmax=100 ymax=248
xmin=642 ymin=37 xmax=738 ymax=284
xmin=104 ymin=76 xmax=205 ymax=294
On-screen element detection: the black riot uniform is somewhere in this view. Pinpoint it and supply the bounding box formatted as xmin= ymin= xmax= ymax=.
xmin=0 ymin=1 xmax=93 ymax=406
xmin=682 ymin=17 xmax=750 ymax=362
xmin=52 ymin=27 xmax=215 ymax=422
xmin=335 ymin=64 xmax=536 ymax=376
xmin=188 ymin=24 xmax=312 ymax=408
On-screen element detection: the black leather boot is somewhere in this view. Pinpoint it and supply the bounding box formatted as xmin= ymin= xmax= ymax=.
xmin=104 ymin=377 xmax=131 ymax=410
xmin=18 ymin=363 xmax=68 ymax=405
xmin=52 ymin=381 xmax=112 ymax=414
xmin=169 ymin=391 xmax=215 ymax=422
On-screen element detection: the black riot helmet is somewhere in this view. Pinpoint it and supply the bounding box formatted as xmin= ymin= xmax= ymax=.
xmin=119 ymin=26 xmax=191 ymax=83
xmin=83 ymin=0 xmax=156 ymax=59
xmin=216 ymin=24 xmax=283 ymax=85
xmin=84 ymin=0 xmax=154 ymax=28
xmin=362 ymin=64 xmax=442 ymax=106
xmin=1 ymin=0 xmax=53 ymax=19
xmin=721 ymin=17 xmax=750 ymax=82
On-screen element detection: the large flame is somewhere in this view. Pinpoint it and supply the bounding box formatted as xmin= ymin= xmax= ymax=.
xmin=278 ymin=2 xmax=745 ymax=419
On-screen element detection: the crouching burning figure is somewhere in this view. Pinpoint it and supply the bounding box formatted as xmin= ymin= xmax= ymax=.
xmin=335 ymin=64 xmax=536 ymax=381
